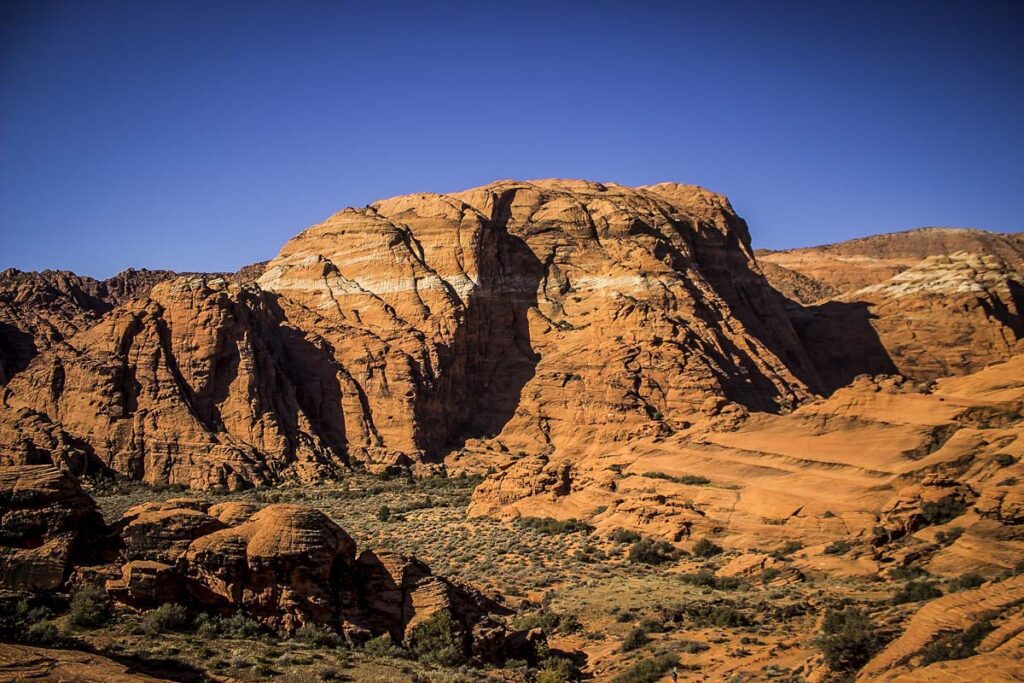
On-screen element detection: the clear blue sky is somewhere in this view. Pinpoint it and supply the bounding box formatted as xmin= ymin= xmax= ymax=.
xmin=2 ymin=0 xmax=1021 ymax=278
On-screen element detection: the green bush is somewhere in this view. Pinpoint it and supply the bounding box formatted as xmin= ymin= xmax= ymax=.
xmin=892 ymin=581 xmax=942 ymax=605
xmin=641 ymin=472 xmax=710 ymax=486
xmin=407 ymin=609 xmax=466 ymax=667
xmin=68 ymin=584 xmax=112 ymax=628
xmin=920 ymin=495 xmax=968 ymax=526
xmin=536 ymin=654 xmax=582 ymax=682
xmin=377 ymin=505 xmax=392 ymax=522
xmin=0 ymin=596 xmax=53 ymax=642
xmin=295 ymin=622 xmax=344 ymax=648
xmin=621 ymin=627 xmax=649 ymax=652
xmin=194 ymin=611 xmax=264 ymax=639
xmin=814 ymin=606 xmax=881 ymax=673
xmin=678 ymin=570 xmax=742 ymax=590
xmin=771 ymin=541 xmax=804 ymax=559
xmin=935 ymin=527 xmax=964 ymax=545
xmin=628 ymin=538 xmax=680 ymax=565
xmin=361 ymin=633 xmax=406 ymax=659
xmin=994 ymin=453 xmax=1017 ymax=467
xmin=948 ymin=572 xmax=985 ymax=592
xmin=610 ymin=528 xmax=643 ymax=544
xmin=824 ymin=540 xmax=852 ymax=555
xmin=142 ymin=603 xmax=188 ymax=635
xmin=919 ymin=615 xmax=996 ymax=665
xmin=692 ymin=538 xmax=723 ymax=558
xmin=517 ymin=517 xmax=594 ymax=535
xmin=25 ymin=620 xmax=62 ymax=645
xmin=610 ymin=653 xmax=679 ymax=683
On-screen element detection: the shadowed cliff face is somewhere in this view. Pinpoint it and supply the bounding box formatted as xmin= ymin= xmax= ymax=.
xmin=0 ymin=180 xmax=818 ymax=487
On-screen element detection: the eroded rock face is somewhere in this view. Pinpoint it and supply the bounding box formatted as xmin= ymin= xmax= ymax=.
xmin=0 ymin=268 xmax=180 ymax=385
xmin=760 ymin=228 xmax=1024 ymax=386
xmin=472 ymin=355 xmax=1024 ymax=574
xmin=0 ymin=465 xmax=107 ymax=591
xmin=1 ymin=179 xmax=819 ymax=488
xmin=183 ymin=504 xmax=356 ymax=627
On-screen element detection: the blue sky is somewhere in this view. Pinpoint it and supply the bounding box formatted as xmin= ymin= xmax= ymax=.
xmin=2 ymin=0 xmax=1021 ymax=277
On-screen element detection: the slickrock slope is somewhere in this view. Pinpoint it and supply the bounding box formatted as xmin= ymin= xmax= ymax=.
xmin=759 ymin=228 xmax=1024 ymax=386
xmin=471 ymin=355 xmax=1024 ymax=573
xmin=1 ymin=276 xmax=351 ymax=487
xmin=0 ymin=643 xmax=174 ymax=682
xmin=0 ymin=465 xmax=107 ymax=591
xmin=258 ymin=179 xmax=818 ymax=463
xmin=758 ymin=227 xmax=1024 ymax=295
xmin=0 ymin=268 xmax=179 ymax=384
xmin=859 ymin=574 xmax=1024 ymax=681
xmin=2 ymin=180 xmax=819 ymax=487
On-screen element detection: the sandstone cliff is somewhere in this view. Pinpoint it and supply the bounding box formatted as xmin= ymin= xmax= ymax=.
xmin=2 ymin=180 xmax=819 ymax=487
xmin=759 ymin=228 xmax=1024 ymax=386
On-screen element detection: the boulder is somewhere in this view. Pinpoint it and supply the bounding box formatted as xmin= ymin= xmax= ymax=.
xmin=0 ymin=465 xmax=106 ymax=591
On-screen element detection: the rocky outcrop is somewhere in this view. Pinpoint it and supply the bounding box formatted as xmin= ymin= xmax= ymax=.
xmin=0 ymin=642 xmax=174 ymax=682
xmin=182 ymin=504 xmax=356 ymax=628
xmin=0 ymin=463 xmax=529 ymax=662
xmin=0 ymin=268 xmax=181 ymax=385
xmin=0 ymin=465 xmax=107 ymax=591
xmin=1 ymin=180 xmax=818 ymax=487
xmin=859 ymin=574 xmax=1024 ymax=681
xmin=471 ymin=355 xmax=1024 ymax=573
xmin=760 ymin=228 xmax=1024 ymax=386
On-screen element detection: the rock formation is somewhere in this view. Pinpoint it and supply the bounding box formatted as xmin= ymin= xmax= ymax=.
xmin=471 ymin=355 xmax=1024 ymax=576
xmin=2 ymin=180 xmax=823 ymax=487
xmin=0 ymin=465 xmax=107 ymax=591
xmin=759 ymin=228 xmax=1024 ymax=386
xmin=0 ymin=465 xmax=529 ymax=662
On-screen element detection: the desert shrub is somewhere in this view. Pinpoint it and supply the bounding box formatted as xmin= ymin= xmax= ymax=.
xmin=610 ymin=653 xmax=679 ymax=683
xmin=377 ymin=505 xmax=392 ymax=522
xmin=771 ymin=541 xmax=804 ymax=559
xmin=692 ymin=537 xmax=723 ymax=558
xmin=920 ymin=495 xmax=968 ymax=526
xmin=948 ymin=572 xmax=985 ymax=592
xmin=536 ymin=654 xmax=582 ymax=682
xmin=678 ymin=570 xmax=742 ymax=590
xmin=621 ymin=627 xmax=649 ymax=652
xmin=512 ymin=609 xmax=560 ymax=632
xmin=295 ymin=622 xmax=343 ymax=648
xmin=407 ymin=609 xmax=466 ymax=667
xmin=142 ymin=603 xmax=188 ymax=635
xmin=814 ymin=606 xmax=881 ymax=673
xmin=919 ymin=615 xmax=996 ymax=665
xmin=361 ymin=633 xmax=406 ymax=659
xmin=935 ymin=527 xmax=964 ymax=545
xmin=888 ymin=565 xmax=930 ymax=581
xmin=638 ymin=617 xmax=665 ymax=633
xmin=892 ymin=580 xmax=942 ymax=605
xmin=0 ymin=596 xmax=54 ymax=642
xmin=628 ymin=538 xmax=680 ymax=565
xmin=994 ymin=453 xmax=1017 ymax=467
xmin=610 ymin=528 xmax=643 ymax=544
xmin=516 ymin=517 xmax=594 ymax=535
xmin=25 ymin=619 xmax=62 ymax=645
xmin=760 ymin=567 xmax=782 ymax=584
xmin=669 ymin=602 xmax=750 ymax=628
xmin=824 ymin=540 xmax=852 ymax=555
xmin=678 ymin=639 xmax=710 ymax=653
xmin=557 ymin=613 xmax=582 ymax=634
xmin=641 ymin=472 xmax=710 ymax=486
xmin=68 ymin=584 xmax=112 ymax=628
xmin=195 ymin=611 xmax=265 ymax=638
